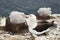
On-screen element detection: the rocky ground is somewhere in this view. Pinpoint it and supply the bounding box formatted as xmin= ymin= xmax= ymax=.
xmin=0 ymin=16 xmax=60 ymax=40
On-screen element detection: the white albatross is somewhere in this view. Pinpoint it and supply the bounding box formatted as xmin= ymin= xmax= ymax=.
xmin=25 ymin=14 xmax=50 ymax=37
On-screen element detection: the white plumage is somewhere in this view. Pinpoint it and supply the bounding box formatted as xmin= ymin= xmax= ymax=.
xmin=26 ymin=14 xmax=42 ymax=35
xmin=37 ymin=7 xmax=52 ymax=16
xmin=9 ymin=11 xmax=26 ymax=23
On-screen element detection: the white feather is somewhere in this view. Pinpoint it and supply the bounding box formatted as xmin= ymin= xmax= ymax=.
xmin=9 ymin=11 xmax=26 ymax=23
xmin=37 ymin=7 xmax=52 ymax=16
xmin=26 ymin=14 xmax=50 ymax=35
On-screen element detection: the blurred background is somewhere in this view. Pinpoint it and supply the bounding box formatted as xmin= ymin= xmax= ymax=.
xmin=0 ymin=0 xmax=60 ymax=17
